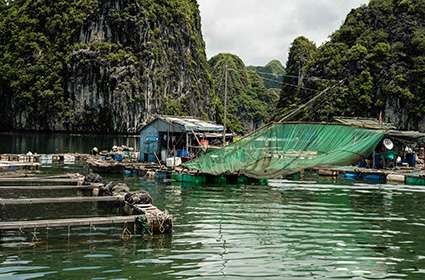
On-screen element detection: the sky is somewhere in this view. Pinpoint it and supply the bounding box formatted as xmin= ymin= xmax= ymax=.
xmin=198 ymin=0 xmax=369 ymax=66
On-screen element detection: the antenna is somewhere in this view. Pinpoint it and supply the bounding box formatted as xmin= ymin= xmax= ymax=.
xmin=223 ymin=63 xmax=228 ymax=147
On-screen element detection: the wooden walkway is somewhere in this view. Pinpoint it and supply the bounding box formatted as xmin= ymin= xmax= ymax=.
xmin=0 ymin=196 xmax=123 ymax=205
xmin=0 ymin=215 xmax=140 ymax=230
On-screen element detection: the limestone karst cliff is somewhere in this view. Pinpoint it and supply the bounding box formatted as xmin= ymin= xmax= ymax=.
xmin=277 ymin=0 xmax=425 ymax=131
xmin=0 ymin=0 xmax=212 ymax=133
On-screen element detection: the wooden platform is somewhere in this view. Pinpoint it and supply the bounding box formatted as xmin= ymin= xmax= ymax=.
xmin=0 ymin=161 xmax=40 ymax=172
xmin=0 ymin=196 xmax=123 ymax=205
xmin=0 ymin=215 xmax=140 ymax=230
xmin=0 ymin=153 xmax=91 ymax=164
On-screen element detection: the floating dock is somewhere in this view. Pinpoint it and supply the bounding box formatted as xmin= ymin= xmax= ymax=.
xmin=0 ymin=153 xmax=91 ymax=164
xmin=312 ymin=166 xmax=425 ymax=186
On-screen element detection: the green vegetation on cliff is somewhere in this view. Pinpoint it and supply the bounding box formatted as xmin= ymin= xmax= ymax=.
xmin=278 ymin=36 xmax=317 ymax=117
xmin=209 ymin=53 xmax=275 ymax=133
xmin=278 ymin=0 xmax=425 ymax=130
xmin=0 ymin=0 xmax=97 ymax=130
xmin=248 ymin=59 xmax=285 ymax=89
xmin=0 ymin=0 xmax=211 ymax=132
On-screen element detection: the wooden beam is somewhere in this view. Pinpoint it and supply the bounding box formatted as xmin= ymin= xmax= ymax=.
xmin=0 ymin=215 xmax=140 ymax=230
xmin=0 ymin=178 xmax=83 ymax=185
xmin=0 ymin=173 xmax=81 ymax=179
xmin=0 ymin=185 xmax=96 ymax=191
xmin=0 ymin=196 xmax=123 ymax=206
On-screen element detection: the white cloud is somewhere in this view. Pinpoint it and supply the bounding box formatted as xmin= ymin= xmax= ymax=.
xmin=198 ymin=0 xmax=368 ymax=66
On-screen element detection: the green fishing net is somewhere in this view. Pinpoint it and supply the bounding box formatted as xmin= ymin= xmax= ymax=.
xmin=184 ymin=123 xmax=385 ymax=179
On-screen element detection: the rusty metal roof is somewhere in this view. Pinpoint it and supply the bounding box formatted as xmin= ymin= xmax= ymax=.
xmin=140 ymin=115 xmax=224 ymax=133
xmin=334 ymin=117 xmax=396 ymax=130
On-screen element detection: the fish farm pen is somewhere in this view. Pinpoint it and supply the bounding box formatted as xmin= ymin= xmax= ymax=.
xmin=0 ymin=173 xmax=173 ymax=242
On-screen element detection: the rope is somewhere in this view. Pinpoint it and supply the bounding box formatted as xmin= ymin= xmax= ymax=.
xmin=252 ymin=74 xmax=321 ymax=92
xmin=156 ymin=212 xmax=166 ymax=234
xmin=246 ymin=69 xmax=340 ymax=83
xmin=148 ymin=210 xmax=172 ymax=234
xmin=121 ymin=222 xmax=132 ymax=241
xmin=31 ymin=227 xmax=39 ymax=243
xmin=279 ymin=79 xmax=345 ymax=122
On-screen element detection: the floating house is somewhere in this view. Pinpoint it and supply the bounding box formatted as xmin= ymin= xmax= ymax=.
xmin=139 ymin=116 xmax=233 ymax=162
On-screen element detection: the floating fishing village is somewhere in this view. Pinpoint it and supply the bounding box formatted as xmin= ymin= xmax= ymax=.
xmin=2 ymin=115 xmax=425 ymax=239
xmin=3 ymin=0 xmax=425 ymax=279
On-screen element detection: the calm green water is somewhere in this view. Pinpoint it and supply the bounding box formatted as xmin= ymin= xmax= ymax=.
xmin=0 ymin=133 xmax=139 ymax=154
xmin=2 ymin=176 xmax=425 ymax=279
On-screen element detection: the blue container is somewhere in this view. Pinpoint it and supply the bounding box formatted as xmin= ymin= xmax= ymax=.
xmin=342 ymin=172 xmax=360 ymax=180
xmin=177 ymin=149 xmax=189 ymax=157
xmin=113 ymin=154 xmax=124 ymax=161
xmin=363 ymin=173 xmax=386 ymax=183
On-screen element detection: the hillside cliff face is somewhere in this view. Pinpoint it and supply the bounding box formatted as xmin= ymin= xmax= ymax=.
xmin=209 ymin=53 xmax=277 ymax=133
xmin=248 ymin=60 xmax=285 ymax=89
xmin=0 ymin=0 xmax=212 ymax=133
xmin=278 ymin=0 xmax=425 ymax=131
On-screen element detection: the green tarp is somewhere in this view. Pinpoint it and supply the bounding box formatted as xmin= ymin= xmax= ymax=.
xmin=183 ymin=123 xmax=385 ymax=179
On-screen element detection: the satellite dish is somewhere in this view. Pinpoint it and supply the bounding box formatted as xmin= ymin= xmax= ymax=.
xmin=383 ymin=138 xmax=394 ymax=150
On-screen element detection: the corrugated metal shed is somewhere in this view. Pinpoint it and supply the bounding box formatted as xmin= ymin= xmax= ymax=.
xmin=139 ymin=116 xmax=225 ymax=162
xmin=140 ymin=116 xmax=224 ymax=133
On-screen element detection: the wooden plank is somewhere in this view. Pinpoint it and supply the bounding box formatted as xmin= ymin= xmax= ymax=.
xmin=0 ymin=215 xmax=140 ymax=230
xmin=134 ymin=204 xmax=153 ymax=208
xmin=0 ymin=185 xmax=96 ymax=191
xmin=0 ymin=178 xmax=83 ymax=185
xmin=0 ymin=196 xmax=123 ymax=205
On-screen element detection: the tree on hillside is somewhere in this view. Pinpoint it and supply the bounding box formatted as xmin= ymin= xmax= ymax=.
xmin=278 ymin=36 xmax=317 ymax=117
xmin=209 ymin=53 xmax=270 ymax=133
xmin=248 ymin=59 xmax=285 ymax=89
xmin=277 ymin=0 xmax=425 ymax=130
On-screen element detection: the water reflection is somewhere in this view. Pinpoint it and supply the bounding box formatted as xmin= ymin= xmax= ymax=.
xmin=0 ymin=132 xmax=139 ymax=154
xmin=2 ymin=177 xmax=425 ymax=279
